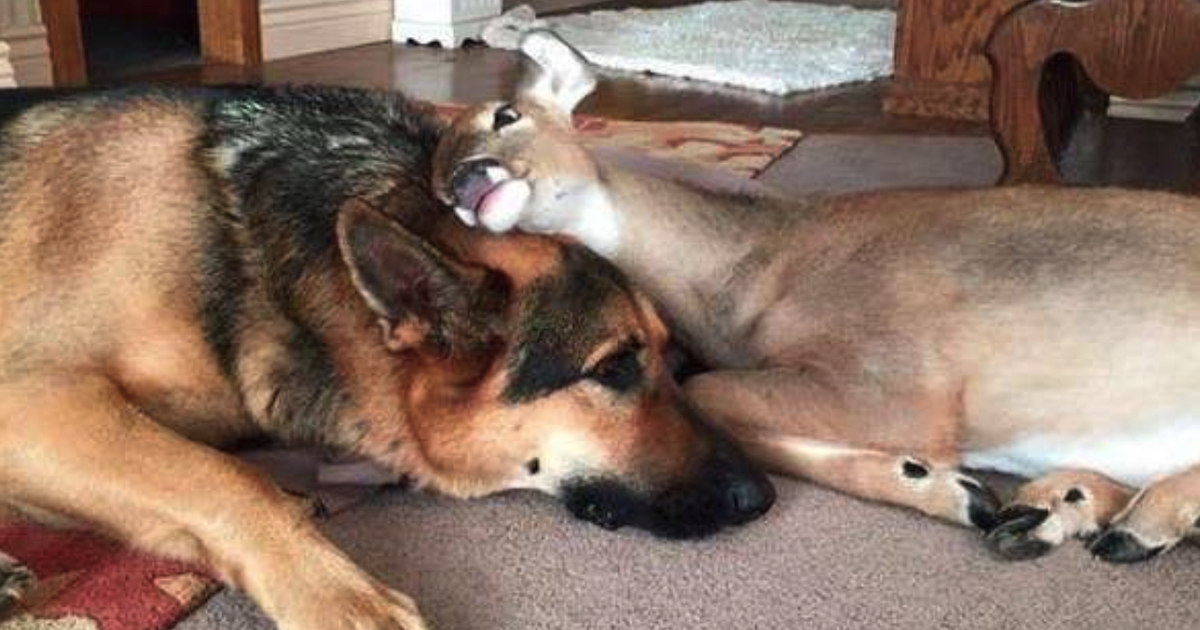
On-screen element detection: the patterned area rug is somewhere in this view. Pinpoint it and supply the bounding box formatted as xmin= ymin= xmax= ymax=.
xmin=0 ymin=105 xmax=800 ymax=630
xmin=432 ymin=103 xmax=801 ymax=177
xmin=0 ymin=525 xmax=218 ymax=630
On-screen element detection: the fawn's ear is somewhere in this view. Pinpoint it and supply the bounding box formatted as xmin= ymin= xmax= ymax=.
xmin=517 ymin=29 xmax=597 ymax=115
xmin=337 ymin=200 xmax=484 ymax=353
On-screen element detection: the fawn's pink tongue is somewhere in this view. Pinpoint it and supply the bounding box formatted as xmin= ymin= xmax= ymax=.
xmin=478 ymin=180 xmax=521 ymax=215
xmin=475 ymin=179 xmax=533 ymax=233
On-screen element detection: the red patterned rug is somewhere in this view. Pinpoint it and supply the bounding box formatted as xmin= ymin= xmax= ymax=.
xmin=0 ymin=105 xmax=801 ymax=630
xmin=0 ymin=524 xmax=217 ymax=630
xmin=432 ymin=103 xmax=801 ymax=178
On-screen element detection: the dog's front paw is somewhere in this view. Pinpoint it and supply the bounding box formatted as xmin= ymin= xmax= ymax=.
xmin=337 ymin=585 xmax=430 ymax=630
xmin=276 ymin=583 xmax=430 ymax=630
xmin=258 ymin=539 xmax=431 ymax=630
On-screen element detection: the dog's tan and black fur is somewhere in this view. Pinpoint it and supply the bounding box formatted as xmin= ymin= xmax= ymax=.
xmin=0 ymin=86 xmax=772 ymax=629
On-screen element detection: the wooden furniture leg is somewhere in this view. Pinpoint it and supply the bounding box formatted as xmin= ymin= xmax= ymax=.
xmin=885 ymin=0 xmax=1026 ymax=122
xmin=199 ymin=0 xmax=263 ymax=66
xmin=38 ymin=0 xmax=87 ymax=85
xmin=987 ymin=0 xmax=1200 ymax=186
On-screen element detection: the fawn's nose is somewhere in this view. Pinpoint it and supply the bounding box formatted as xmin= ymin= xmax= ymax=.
xmin=449 ymin=157 xmax=505 ymax=209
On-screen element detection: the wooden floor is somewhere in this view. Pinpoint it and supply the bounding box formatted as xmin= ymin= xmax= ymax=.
xmin=130 ymin=39 xmax=1196 ymax=191
xmin=134 ymin=42 xmax=984 ymax=136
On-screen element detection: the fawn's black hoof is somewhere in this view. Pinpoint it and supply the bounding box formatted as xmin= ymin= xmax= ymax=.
xmin=985 ymin=505 xmax=1055 ymax=561
xmin=960 ymin=478 xmax=1001 ymax=531
xmin=1089 ymin=528 xmax=1165 ymax=564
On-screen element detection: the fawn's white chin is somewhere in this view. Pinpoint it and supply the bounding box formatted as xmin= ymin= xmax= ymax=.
xmin=453 ymin=206 xmax=478 ymax=227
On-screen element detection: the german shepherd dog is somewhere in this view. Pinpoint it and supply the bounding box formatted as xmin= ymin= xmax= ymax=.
xmin=0 ymin=86 xmax=773 ymax=630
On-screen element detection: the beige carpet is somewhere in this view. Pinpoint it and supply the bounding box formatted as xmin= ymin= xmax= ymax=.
xmin=178 ymin=134 xmax=1200 ymax=630
xmin=183 ymin=480 xmax=1200 ymax=630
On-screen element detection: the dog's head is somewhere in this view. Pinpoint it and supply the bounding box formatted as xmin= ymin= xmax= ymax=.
xmin=335 ymin=201 xmax=773 ymax=538
xmin=431 ymin=30 xmax=609 ymax=242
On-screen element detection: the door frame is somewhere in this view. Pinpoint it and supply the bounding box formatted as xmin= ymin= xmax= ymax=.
xmin=198 ymin=0 xmax=262 ymax=66
xmin=37 ymin=0 xmax=262 ymax=85
xmin=37 ymin=0 xmax=85 ymax=85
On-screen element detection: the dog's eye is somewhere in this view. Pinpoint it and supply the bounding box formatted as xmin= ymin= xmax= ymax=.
xmin=492 ymin=104 xmax=522 ymax=131
xmin=587 ymin=341 xmax=644 ymax=392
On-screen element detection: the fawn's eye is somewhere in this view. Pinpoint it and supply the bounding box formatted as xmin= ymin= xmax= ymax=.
xmin=493 ymin=104 xmax=522 ymax=131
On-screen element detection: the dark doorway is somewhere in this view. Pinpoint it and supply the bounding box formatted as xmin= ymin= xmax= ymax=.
xmin=80 ymin=0 xmax=201 ymax=82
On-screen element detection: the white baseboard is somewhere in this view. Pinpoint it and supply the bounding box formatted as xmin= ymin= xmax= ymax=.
xmin=391 ymin=17 xmax=492 ymax=47
xmin=1108 ymin=74 xmax=1200 ymax=123
xmin=1 ymin=24 xmax=51 ymax=86
xmin=262 ymin=0 xmax=392 ymax=61
xmin=0 ymin=42 xmax=15 ymax=87
xmin=392 ymin=0 xmax=502 ymax=47
xmin=1110 ymin=87 xmax=1200 ymax=123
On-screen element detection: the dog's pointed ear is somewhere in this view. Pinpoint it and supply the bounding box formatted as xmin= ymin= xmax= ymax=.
xmin=517 ymin=29 xmax=596 ymax=116
xmin=337 ymin=200 xmax=479 ymax=354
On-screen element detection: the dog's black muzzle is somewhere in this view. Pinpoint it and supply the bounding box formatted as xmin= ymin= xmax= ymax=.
xmin=563 ymin=453 xmax=775 ymax=539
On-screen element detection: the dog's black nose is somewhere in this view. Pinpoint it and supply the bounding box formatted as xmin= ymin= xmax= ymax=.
xmin=725 ymin=475 xmax=776 ymax=523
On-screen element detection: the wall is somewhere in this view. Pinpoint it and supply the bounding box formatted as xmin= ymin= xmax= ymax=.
xmin=0 ymin=0 xmax=52 ymax=86
xmin=261 ymin=0 xmax=393 ymax=60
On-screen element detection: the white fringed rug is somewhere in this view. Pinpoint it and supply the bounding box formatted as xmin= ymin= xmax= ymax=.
xmin=483 ymin=0 xmax=895 ymax=95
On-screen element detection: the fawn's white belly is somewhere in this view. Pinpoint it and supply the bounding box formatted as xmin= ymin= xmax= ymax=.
xmin=963 ymin=418 xmax=1200 ymax=487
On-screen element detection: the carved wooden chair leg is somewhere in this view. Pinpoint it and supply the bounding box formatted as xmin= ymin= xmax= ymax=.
xmin=987 ymin=6 xmax=1061 ymax=185
xmin=986 ymin=0 xmax=1200 ymax=187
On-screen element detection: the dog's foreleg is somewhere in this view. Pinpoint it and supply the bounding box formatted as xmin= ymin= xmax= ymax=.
xmin=985 ymin=469 xmax=1133 ymax=561
xmin=0 ymin=374 xmax=428 ymax=630
xmin=685 ymin=368 xmax=998 ymax=529
xmin=1087 ymin=463 xmax=1200 ymax=563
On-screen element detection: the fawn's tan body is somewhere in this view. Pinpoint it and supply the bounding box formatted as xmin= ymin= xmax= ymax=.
xmin=432 ymin=31 xmax=1200 ymax=562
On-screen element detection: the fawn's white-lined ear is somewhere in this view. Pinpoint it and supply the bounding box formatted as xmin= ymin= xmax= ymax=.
xmin=517 ymin=29 xmax=597 ymax=115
